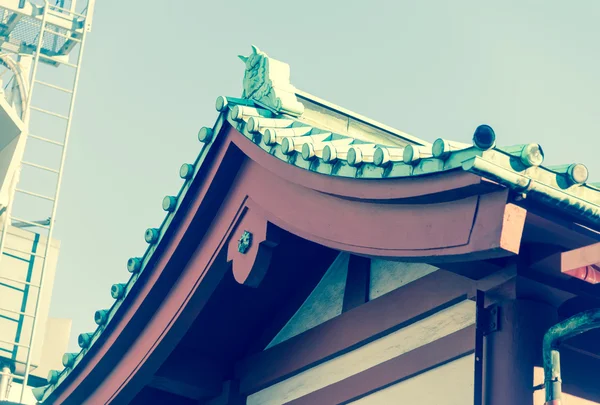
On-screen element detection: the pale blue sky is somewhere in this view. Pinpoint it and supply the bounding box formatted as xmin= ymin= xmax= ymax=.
xmin=46 ymin=0 xmax=600 ymax=351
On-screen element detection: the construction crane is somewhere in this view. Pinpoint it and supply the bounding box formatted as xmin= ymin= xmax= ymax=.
xmin=0 ymin=0 xmax=95 ymax=402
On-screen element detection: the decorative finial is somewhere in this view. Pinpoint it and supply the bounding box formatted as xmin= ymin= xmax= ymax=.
xmin=403 ymin=145 xmax=421 ymax=165
xmin=281 ymin=137 xmax=296 ymax=155
xmin=162 ymin=196 xmax=177 ymax=212
xmin=566 ymin=163 xmax=589 ymax=185
xmin=499 ymin=144 xmax=545 ymax=167
xmin=94 ymin=309 xmax=109 ymax=326
xmin=179 ymin=163 xmax=194 ymax=179
xmin=62 ymin=353 xmax=78 ymax=368
xmin=127 ymin=257 xmax=142 ymax=273
xmin=111 ymin=283 xmax=127 ymax=299
xmin=198 ymin=127 xmax=213 ymax=143
xmin=78 ymin=332 xmax=93 ymax=349
xmin=238 ymin=231 xmax=252 ymax=254
xmin=145 ymin=228 xmax=160 ymax=244
xmin=550 ymin=163 xmax=589 ymax=185
xmin=322 ymin=145 xmax=338 ymax=163
xmin=32 ymin=386 xmax=51 ymax=401
xmin=47 ymin=370 xmax=61 ymax=385
xmin=302 ymin=143 xmax=316 ymax=160
xmin=215 ymin=96 xmax=228 ymax=112
xmin=347 ymin=147 xmax=363 ymax=166
xmin=519 ymin=144 xmax=544 ymax=167
xmin=239 ymin=46 xmax=304 ymax=116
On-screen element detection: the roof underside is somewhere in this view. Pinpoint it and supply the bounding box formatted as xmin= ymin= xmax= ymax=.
xmin=38 ymin=46 xmax=600 ymax=403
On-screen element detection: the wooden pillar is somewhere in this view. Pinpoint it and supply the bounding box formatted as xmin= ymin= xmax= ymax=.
xmin=484 ymin=299 xmax=557 ymax=405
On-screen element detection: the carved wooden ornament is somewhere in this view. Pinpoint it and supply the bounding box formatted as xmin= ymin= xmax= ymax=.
xmin=227 ymin=206 xmax=280 ymax=287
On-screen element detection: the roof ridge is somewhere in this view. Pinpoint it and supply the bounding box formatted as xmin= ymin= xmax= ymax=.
xmin=295 ymin=89 xmax=430 ymax=147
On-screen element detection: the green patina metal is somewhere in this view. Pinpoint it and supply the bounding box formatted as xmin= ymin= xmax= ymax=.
xmin=239 ymin=45 xmax=304 ymax=117
xmin=543 ymin=309 xmax=600 ymax=403
xmin=179 ymin=163 xmax=194 ymax=179
xmin=126 ymin=257 xmax=142 ymax=274
xmin=238 ymin=231 xmax=253 ymax=254
xmin=144 ymin=228 xmax=160 ymax=244
xmin=198 ymin=127 xmax=213 ymax=143
xmin=46 ymin=370 xmax=60 ymax=385
xmin=61 ymin=353 xmax=77 ymax=368
xmin=110 ymin=283 xmax=126 ymax=299
xmin=77 ymin=333 xmax=93 ymax=349
xmin=38 ymin=47 xmax=600 ymax=402
xmin=223 ymin=92 xmax=599 ymax=227
xmin=162 ymin=195 xmax=177 ymax=212
xmin=94 ymin=309 xmax=109 ymax=326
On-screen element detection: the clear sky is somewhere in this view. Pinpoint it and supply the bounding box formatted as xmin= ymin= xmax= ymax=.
xmin=45 ymin=0 xmax=600 ymax=351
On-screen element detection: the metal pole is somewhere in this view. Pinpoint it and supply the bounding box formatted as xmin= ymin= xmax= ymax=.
xmin=19 ymin=2 xmax=89 ymax=401
xmin=17 ymin=1 xmax=50 ymax=401
xmin=543 ymin=308 xmax=600 ymax=405
xmin=0 ymin=364 xmax=13 ymax=401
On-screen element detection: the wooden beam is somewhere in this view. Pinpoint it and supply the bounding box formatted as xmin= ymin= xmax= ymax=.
xmin=437 ymin=258 xmax=507 ymax=280
xmin=522 ymin=211 xmax=600 ymax=250
xmin=147 ymin=376 xmax=216 ymax=401
xmin=561 ymin=242 xmax=600 ymax=284
xmin=531 ymin=242 xmax=600 ymax=284
xmin=563 ymin=242 xmax=600 ymax=269
xmin=286 ymin=326 xmax=475 ymax=405
xmin=246 ymin=247 xmax=338 ymax=353
xmin=235 ymin=270 xmax=474 ymax=394
xmin=148 ymin=349 xmax=224 ymax=401
xmin=342 ymin=255 xmax=370 ymax=312
xmin=130 ymin=387 xmax=196 ymax=405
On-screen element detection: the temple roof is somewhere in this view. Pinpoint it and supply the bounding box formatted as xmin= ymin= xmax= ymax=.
xmin=37 ymin=46 xmax=600 ymax=402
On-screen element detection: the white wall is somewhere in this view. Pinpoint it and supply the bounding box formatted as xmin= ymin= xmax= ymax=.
xmin=349 ymin=354 xmax=475 ymax=405
xmin=267 ymin=256 xmax=439 ymax=350
xmin=369 ymin=259 xmax=438 ymax=300
xmin=267 ymin=253 xmax=349 ymax=349
xmin=33 ymin=317 xmax=72 ymax=379
xmin=0 ymin=226 xmax=60 ymax=376
xmin=248 ymin=300 xmax=476 ymax=405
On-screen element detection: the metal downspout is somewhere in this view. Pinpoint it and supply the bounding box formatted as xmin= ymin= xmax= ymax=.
xmin=543 ymin=308 xmax=600 ymax=405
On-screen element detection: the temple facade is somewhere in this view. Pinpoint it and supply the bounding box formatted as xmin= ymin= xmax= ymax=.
xmin=35 ymin=47 xmax=600 ymax=405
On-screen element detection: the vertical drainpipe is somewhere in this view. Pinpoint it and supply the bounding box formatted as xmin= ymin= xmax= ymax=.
xmin=543 ymin=308 xmax=600 ymax=405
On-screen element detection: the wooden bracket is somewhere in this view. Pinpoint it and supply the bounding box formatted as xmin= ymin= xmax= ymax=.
xmin=226 ymin=206 xmax=280 ymax=288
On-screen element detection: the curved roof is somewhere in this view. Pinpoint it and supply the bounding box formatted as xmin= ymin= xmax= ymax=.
xmin=37 ymin=46 xmax=600 ymax=403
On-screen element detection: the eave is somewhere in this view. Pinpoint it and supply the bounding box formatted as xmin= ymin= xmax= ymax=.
xmin=38 ymin=47 xmax=600 ymax=403
xmin=40 ymin=122 xmax=527 ymax=404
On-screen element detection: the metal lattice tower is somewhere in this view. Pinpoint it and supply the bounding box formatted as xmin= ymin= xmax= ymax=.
xmin=0 ymin=0 xmax=95 ymax=402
